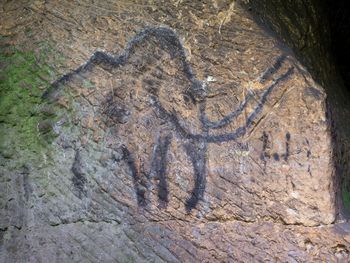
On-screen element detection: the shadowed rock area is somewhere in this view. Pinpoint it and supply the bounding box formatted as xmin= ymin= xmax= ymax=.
xmin=1 ymin=0 xmax=350 ymax=262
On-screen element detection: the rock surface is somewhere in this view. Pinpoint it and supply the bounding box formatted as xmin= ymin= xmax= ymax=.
xmin=1 ymin=0 xmax=350 ymax=262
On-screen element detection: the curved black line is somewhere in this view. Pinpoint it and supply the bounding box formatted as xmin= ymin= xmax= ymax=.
xmin=204 ymin=67 xmax=294 ymax=143
xmin=201 ymin=54 xmax=288 ymax=130
xmin=151 ymin=67 xmax=294 ymax=143
xmin=259 ymin=54 xmax=287 ymax=84
xmin=43 ymin=26 xmax=197 ymax=99
xmin=44 ymin=26 xmax=293 ymax=145
xmin=200 ymin=92 xmax=254 ymax=129
xmin=154 ymin=135 xmax=172 ymax=207
xmin=121 ymin=145 xmax=148 ymax=206
xmin=183 ymin=140 xmax=207 ymax=213
xmin=45 ymin=26 xmax=296 ymax=212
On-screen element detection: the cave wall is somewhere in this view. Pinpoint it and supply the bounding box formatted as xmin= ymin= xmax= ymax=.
xmin=1 ymin=0 xmax=350 ymax=262
xmin=241 ymin=0 xmax=350 ymax=219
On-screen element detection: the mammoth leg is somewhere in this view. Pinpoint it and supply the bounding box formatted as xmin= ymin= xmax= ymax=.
xmin=121 ymin=145 xmax=148 ymax=206
xmin=152 ymin=134 xmax=172 ymax=208
xmin=184 ymin=139 xmax=207 ymax=213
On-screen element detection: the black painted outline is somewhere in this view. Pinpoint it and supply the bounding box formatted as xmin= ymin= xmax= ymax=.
xmin=71 ymin=150 xmax=87 ymax=199
xmin=153 ymin=134 xmax=172 ymax=208
xmin=45 ymin=26 xmax=294 ymax=212
xmin=121 ymin=145 xmax=148 ymax=207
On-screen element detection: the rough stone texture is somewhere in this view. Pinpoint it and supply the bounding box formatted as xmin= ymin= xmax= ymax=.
xmin=1 ymin=0 xmax=350 ymax=262
xmin=243 ymin=0 xmax=350 ymax=219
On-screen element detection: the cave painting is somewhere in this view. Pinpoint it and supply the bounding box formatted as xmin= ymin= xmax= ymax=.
xmin=44 ymin=27 xmax=294 ymax=212
xmin=260 ymin=132 xmax=291 ymax=170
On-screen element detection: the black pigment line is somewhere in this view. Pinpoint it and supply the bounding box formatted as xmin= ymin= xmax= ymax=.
xmin=273 ymin=153 xmax=280 ymax=161
xmin=260 ymin=131 xmax=269 ymax=160
xmin=154 ymin=135 xmax=172 ymax=207
xmin=71 ymin=150 xmax=87 ymax=199
xmin=202 ymin=54 xmax=288 ymax=130
xmin=203 ymin=67 xmax=294 ymax=143
xmin=260 ymin=131 xmax=270 ymax=170
xmin=259 ymin=54 xmax=287 ymax=84
xmin=46 ymin=26 xmax=296 ymax=211
xmin=284 ymin=132 xmax=291 ymax=161
xmin=245 ymin=68 xmax=293 ymax=127
xmin=201 ymin=92 xmax=254 ymax=129
xmin=150 ymin=96 xmax=191 ymax=139
xmin=307 ymin=150 xmax=311 ymax=158
xmin=121 ymin=145 xmax=147 ymax=206
xmin=45 ymin=25 xmax=293 ymax=145
xmin=261 ymin=132 xmax=268 ymax=156
xmin=150 ymin=66 xmax=294 ymax=144
xmin=43 ymin=27 xmax=198 ymax=100
xmin=183 ymin=141 xmax=207 ymax=212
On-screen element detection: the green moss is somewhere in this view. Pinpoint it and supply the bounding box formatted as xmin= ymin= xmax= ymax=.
xmin=0 ymin=44 xmax=64 ymax=157
xmin=342 ymin=181 xmax=350 ymax=212
xmin=82 ymin=79 xmax=95 ymax=89
xmin=120 ymin=254 xmax=136 ymax=263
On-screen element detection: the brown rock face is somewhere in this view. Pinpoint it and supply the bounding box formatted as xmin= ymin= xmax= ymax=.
xmin=1 ymin=0 xmax=350 ymax=262
xmin=46 ymin=26 xmax=333 ymax=226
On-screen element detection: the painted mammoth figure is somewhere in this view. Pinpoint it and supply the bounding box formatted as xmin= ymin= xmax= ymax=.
xmin=44 ymin=27 xmax=294 ymax=212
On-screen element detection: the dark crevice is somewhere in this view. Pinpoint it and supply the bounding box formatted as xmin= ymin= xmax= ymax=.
xmin=49 ymin=218 xmax=122 ymax=227
xmin=328 ymin=0 xmax=350 ymax=91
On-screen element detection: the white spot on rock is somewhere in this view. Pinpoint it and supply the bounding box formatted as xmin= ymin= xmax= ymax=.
xmin=206 ymin=76 xmax=216 ymax=82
